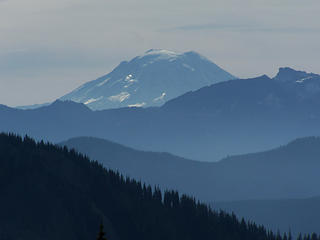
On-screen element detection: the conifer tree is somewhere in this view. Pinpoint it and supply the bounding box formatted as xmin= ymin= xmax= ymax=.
xmin=311 ymin=233 xmax=318 ymax=240
xmin=276 ymin=231 xmax=282 ymax=240
xmin=97 ymin=222 xmax=107 ymax=240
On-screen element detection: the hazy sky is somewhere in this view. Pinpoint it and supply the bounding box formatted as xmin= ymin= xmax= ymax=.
xmin=1 ymin=0 xmax=320 ymax=106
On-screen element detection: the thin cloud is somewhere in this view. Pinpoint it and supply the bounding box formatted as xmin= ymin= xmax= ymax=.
xmin=169 ymin=24 xmax=320 ymax=34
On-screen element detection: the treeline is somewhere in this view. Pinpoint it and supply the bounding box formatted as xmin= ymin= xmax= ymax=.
xmin=0 ymin=133 xmax=318 ymax=240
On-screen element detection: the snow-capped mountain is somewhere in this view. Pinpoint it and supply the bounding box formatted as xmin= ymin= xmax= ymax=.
xmin=60 ymin=49 xmax=235 ymax=110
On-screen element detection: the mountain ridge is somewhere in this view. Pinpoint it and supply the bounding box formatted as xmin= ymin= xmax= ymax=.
xmin=0 ymin=133 xmax=282 ymax=240
xmin=60 ymin=135 xmax=320 ymax=201
xmin=3 ymin=67 xmax=320 ymax=161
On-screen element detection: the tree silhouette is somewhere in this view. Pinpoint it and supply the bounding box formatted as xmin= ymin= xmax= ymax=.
xmin=97 ymin=222 xmax=107 ymax=240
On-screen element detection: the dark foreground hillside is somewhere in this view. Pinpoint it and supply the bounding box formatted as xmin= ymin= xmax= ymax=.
xmin=0 ymin=133 xmax=292 ymax=240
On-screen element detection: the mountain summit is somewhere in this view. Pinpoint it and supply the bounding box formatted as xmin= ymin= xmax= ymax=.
xmin=274 ymin=67 xmax=319 ymax=83
xmin=60 ymin=49 xmax=235 ymax=110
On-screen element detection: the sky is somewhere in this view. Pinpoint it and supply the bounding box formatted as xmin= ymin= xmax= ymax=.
xmin=1 ymin=0 xmax=320 ymax=106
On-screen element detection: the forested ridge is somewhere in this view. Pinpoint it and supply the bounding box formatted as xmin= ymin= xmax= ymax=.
xmin=61 ymin=136 xmax=320 ymax=202
xmin=0 ymin=133 xmax=318 ymax=240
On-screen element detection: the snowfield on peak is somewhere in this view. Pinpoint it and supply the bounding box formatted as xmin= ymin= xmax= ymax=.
xmin=141 ymin=49 xmax=179 ymax=59
xmin=59 ymin=49 xmax=235 ymax=110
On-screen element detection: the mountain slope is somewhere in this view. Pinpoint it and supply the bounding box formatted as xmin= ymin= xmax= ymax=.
xmin=60 ymin=49 xmax=235 ymax=110
xmin=213 ymin=196 xmax=320 ymax=237
xmin=0 ymin=133 xmax=279 ymax=240
xmin=61 ymin=136 xmax=320 ymax=201
xmin=59 ymin=136 xmax=211 ymax=198
xmin=2 ymin=68 xmax=320 ymax=161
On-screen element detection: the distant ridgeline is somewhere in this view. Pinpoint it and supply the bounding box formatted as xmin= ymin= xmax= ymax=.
xmin=0 ymin=133 xmax=317 ymax=240
xmin=5 ymin=67 xmax=320 ymax=162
